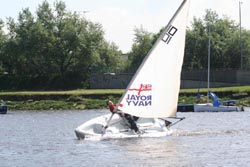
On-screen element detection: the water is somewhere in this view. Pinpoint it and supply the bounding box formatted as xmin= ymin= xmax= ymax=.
xmin=1 ymin=108 xmax=250 ymax=167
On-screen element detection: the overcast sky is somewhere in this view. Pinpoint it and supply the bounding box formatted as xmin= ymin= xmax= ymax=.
xmin=0 ymin=0 xmax=249 ymax=53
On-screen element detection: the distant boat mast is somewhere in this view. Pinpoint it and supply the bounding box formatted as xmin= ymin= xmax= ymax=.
xmin=207 ymin=23 xmax=211 ymax=103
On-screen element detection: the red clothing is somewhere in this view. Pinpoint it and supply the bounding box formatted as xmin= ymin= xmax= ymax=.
xmin=108 ymin=103 xmax=116 ymax=113
xmin=108 ymin=103 xmax=123 ymax=113
xmin=107 ymin=101 xmax=138 ymax=132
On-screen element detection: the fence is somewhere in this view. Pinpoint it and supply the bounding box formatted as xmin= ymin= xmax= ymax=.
xmin=90 ymin=70 xmax=250 ymax=89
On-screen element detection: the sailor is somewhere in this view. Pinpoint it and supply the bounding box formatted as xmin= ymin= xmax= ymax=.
xmin=107 ymin=100 xmax=141 ymax=134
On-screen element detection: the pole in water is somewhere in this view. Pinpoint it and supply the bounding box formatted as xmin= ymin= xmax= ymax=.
xmin=207 ymin=23 xmax=211 ymax=103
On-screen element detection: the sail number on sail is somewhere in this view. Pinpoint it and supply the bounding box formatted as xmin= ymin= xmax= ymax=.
xmin=162 ymin=25 xmax=178 ymax=44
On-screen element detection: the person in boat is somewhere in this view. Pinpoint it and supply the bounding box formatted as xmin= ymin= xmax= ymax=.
xmin=107 ymin=100 xmax=141 ymax=134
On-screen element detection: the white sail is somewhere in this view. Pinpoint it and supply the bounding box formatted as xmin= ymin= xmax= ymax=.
xmin=117 ymin=0 xmax=190 ymax=118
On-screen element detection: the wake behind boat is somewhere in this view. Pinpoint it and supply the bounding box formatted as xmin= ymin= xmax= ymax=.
xmin=75 ymin=0 xmax=191 ymax=140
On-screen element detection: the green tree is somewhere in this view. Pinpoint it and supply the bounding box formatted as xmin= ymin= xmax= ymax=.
xmin=91 ymin=41 xmax=124 ymax=73
xmin=0 ymin=19 xmax=6 ymax=73
xmin=242 ymin=29 xmax=250 ymax=70
xmin=184 ymin=17 xmax=207 ymax=70
xmin=0 ymin=0 xmax=125 ymax=89
xmin=184 ymin=9 xmax=249 ymax=70
xmin=127 ymin=27 xmax=155 ymax=72
xmin=1 ymin=17 xmax=20 ymax=75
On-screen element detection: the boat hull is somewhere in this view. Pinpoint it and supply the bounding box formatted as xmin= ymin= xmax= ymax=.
xmin=0 ymin=104 xmax=7 ymax=114
xmin=177 ymin=104 xmax=194 ymax=112
xmin=75 ymin=113 xmax=173 ymax=140
xmin=194 ymin=103 xmax=243 ymax=112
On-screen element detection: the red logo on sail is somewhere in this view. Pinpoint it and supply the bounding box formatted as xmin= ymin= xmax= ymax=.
xmin=128 ymin=84 xmax=152 ymax=95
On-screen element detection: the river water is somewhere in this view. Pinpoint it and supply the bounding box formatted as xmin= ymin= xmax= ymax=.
xmin=1 ymin=108 xmax=250 ymax=167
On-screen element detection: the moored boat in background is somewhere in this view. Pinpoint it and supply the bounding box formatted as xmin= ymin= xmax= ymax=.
xmin=0 ymin=104 xmax=7 ymax=114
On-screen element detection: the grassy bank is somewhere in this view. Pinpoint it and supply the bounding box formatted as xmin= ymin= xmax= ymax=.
xmin=0 ymin=86 xmax=249 ymax=110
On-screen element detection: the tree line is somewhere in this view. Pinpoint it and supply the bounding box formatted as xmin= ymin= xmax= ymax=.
xmin=128 ymin=10 xmax=250 ymax=72
xmin=0 ymin=1 xmax=249 ymax=90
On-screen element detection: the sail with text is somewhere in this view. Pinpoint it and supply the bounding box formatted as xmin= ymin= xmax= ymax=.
xmin=116 ymin=0 xmax=190 ymax=118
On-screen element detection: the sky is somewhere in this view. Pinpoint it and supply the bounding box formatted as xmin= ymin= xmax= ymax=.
xmin=0 ymin=0 xmax=249 ymax=53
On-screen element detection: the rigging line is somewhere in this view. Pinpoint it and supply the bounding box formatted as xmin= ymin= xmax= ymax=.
xmin=169 ymin=117 xmax=185 ymax=127
xmin=159 ymin=117 xmax=185 ymax=127
xmin=102 ymin=113 xmax=115 ymax=134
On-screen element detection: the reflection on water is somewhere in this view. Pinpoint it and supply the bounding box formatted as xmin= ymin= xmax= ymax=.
xmin=1 ymin=108 xmax=250 ymax=167
xmin=112 ymin=138 xmax=183 ymax=166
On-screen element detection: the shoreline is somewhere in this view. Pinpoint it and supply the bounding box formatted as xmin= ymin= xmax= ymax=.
xmin=1 ymin=94 xmax=249 ymax=111
xmin=1 ymin=87 xmax=249 ymax=110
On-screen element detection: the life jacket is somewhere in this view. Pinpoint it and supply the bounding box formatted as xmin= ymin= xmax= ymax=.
xmin=108 ymin=103 xmax=116 ymax=113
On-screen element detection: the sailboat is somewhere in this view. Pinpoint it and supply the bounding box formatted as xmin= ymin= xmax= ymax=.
xmin=75 ymin=0 xmax=190 ymax=140
xmin=0 ymin=104 xmax=7 ymax=114
xmin=193 ymin=89 xmax=244 ymax=112
xmin=193 ymin=23 xmax=243 ymax=112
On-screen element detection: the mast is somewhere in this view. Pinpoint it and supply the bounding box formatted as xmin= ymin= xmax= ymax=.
xmin=120 ymin=0 xmax=187 ymax=103
xmin=117 ymin=0 xmax=189 ymax=108
xmin=207 ymin=23 xmax=211 ymax=103
xmin=116 ymin=0 xmax=190 ymax=118
xmin=239 ymin=1 xmax=243 ymax=70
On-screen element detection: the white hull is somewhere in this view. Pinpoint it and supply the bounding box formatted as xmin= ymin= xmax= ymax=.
xmin=194 ymin=103 xmax=243 ymax=112
xmin=75 ymin=113 xmax=173 ymax=140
